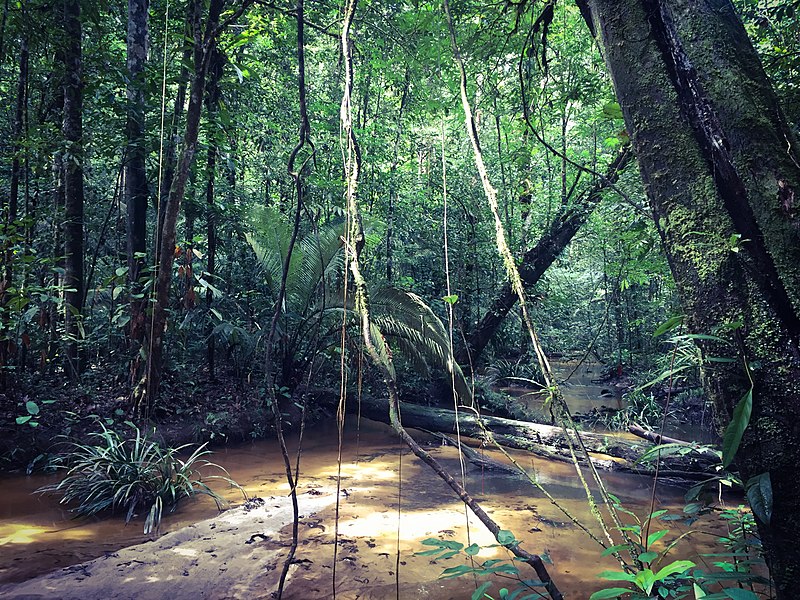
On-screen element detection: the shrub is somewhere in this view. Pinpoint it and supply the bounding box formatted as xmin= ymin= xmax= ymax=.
xmin=38 ymin=424 xmax=243 ymax=534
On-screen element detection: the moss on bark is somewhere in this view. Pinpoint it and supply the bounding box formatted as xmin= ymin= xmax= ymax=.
xmin=585 ymin=0 xmax=800 ymax=596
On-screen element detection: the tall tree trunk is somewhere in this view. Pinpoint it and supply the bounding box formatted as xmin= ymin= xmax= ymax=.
xmin=0 ymin=0 xmax=8 ymax=64
xmin=157 ymin=20 xmax=194 ymax=263
xmin=138 ymin=0 xmax=224 ymax=411
xmin=581 ymin=1 xmax=800 ymax=595
xmin=0 ymin=38 xmax=28 ymax=381
xmin=457 ymin=147 xmax=631 ymax=364
xmin=385 ymin=68 xmax=410 ymax=283
xmin=126 ymin=0 xmax=149 ymax=345
xmin=204 ymin=43 xmax=223 ymax=381
xmin=62 ymin=0 xmax=84 ymax=380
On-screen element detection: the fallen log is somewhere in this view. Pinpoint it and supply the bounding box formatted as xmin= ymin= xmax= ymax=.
xmin=356 ymin=397 xmax=719 ymax=481
xmin=424 ymin=431 xmax=520 ymax=474
xmin=628 ymin=424 xmax=690 ymax=446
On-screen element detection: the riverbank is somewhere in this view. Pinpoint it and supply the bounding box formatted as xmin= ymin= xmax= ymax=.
xmin=0 ymin=493 xmax=336 ymax=600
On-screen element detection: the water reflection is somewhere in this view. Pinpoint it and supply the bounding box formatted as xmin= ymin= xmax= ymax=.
xmin=0 ymin=417 xmax=727 ymax=598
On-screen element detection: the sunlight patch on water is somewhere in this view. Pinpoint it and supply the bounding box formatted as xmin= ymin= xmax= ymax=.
xmin=0 ymin=524 xmax=49 ymax=545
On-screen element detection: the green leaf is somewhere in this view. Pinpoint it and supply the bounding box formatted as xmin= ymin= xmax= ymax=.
xmin=602 ymin=101 xmax=624 ymax=120
xmin=721 ymin=388 xmax=753 ymax=468
xmin=442 ymin=294 xmax=459 ymax=305
xmin=16 ymin=415 xmax=32 ymax=425
xmin=647 ymin=529 xmax=669 ymax=547
xmin=589 ymin=588 xmax=633 ymax=600
xmin=693 ymin=583 xmax=707 ymax=598
xmin=638 ymin=551 xmax=659 ymax=564
xmin=723 ymin=590 xmax=759 ymax=600
xmin=653 ymin=315 xmax=684 ymax=337
xmin=421 ymin=538 xmax=463 ymax=551
xmin=597 ymin=570 xmax=636 ymax=582
xmin=421 ymin=538 xmax=444 ymax=546
xmin=440 ymin=564 xmax=475 ymax=579
xmin=653 ymin=559 xmax=695 ymax=581
xmin=745 ymin=472 xmax=772 ymax=524
xmin=414 ymin=548 xmax=445 ymax=556
xmin=634 ymin=569 xmax=657 ymax=594
xmin=601 ymin=544 xmax=630 ymax=557
xmin=26 ymin=401 xmax=39 ymax=415
xmin=465 ymin=543 xmax=480 ymax=556
xmin=496 ymin=530 xmax=516 ymax=546
xmin=471 ymin=582 xmax=492 ymax=600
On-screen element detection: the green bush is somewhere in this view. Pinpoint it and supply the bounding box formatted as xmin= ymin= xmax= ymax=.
xmin=38 ymin=424 xmax=243 ymax=534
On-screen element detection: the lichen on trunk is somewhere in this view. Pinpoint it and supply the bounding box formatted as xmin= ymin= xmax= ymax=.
xmin=582 ymin=0 xmax=800 ymax=595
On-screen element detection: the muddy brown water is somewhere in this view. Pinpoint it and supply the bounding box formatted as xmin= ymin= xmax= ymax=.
xmin=0 ymin=414 xmax=734 ymax=599
xmin=510 ymin=361 xmax=719 ymax=444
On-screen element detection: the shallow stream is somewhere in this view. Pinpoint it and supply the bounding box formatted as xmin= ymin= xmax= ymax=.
xmin=0 ymin=412 xmax=733 ymax=598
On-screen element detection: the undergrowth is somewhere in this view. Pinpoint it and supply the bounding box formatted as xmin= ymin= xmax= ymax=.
xmin=38 ymin=423 xmax=244 ymax=534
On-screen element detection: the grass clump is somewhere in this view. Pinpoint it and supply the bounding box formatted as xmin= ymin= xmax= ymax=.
xmin=39 ymin=424 xmax=243 ymax=534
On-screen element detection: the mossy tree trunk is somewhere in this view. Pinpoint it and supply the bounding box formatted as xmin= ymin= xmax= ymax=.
xmin=581 ymin=0 xmax=800 ymax=595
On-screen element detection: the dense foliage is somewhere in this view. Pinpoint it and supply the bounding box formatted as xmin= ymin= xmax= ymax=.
xmin=3 ymin=0 xmax=800 ymax=595
xmin=0 ymin=0 xmax=682 ymax=406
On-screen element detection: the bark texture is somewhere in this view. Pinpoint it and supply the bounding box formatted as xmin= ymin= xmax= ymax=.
xmin=358 ymin=397 xmax=718 ymax=479
xmin=125 ymin=0 xmax=149 ymax=272
xmin=62 ymin=0 xmax=84 ymax=379
xmin=126 ymin=0 xmax=149 ymax=341
xmin=139 ymin=0 xmax=224 ymax=410
xmin=583 ymin=1 xmax=800 ymax=594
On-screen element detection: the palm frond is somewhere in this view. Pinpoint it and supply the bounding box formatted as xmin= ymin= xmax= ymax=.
xmin=288 ymin=223 xmax=345 ymax=315
xmin=335 ymin=286 xmax=473 ymax=405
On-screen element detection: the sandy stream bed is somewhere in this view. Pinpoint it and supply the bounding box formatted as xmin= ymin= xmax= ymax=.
xmin=0 ymin=421 xmax=707 ymax=599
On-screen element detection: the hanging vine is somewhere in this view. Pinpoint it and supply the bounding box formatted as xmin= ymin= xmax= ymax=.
xmin=336 ymin=0 xmax=563 ymax=596
xmin=442 ymin=0 xmax=639 ymax=568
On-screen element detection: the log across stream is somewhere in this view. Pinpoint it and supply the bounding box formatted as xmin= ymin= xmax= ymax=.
xmin=357 ymin=396 xmax=720 ymax=481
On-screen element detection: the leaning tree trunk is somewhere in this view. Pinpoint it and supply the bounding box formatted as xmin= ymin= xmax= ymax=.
xmin=62 ymin=0 xmax=84 ymax=380
xmin=581 ymin=1 xmax=800 ymax=595
xmin=457 ymin=147 xmax=631 ymax=365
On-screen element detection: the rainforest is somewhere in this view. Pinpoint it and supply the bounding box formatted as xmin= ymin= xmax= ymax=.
xmin=1 ymin=1 xmax=800 ymax=599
